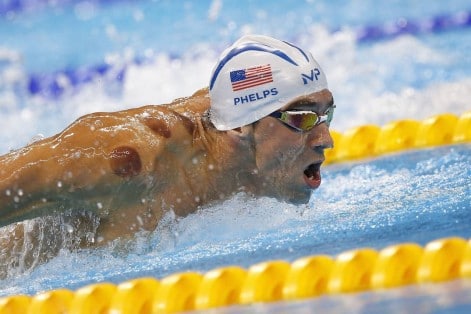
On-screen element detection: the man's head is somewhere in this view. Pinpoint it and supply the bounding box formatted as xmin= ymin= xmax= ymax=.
xmin=209 ymin=34 xmax=328 ymax=130
xmin=208 ymin=35 xmax=334 ymax=203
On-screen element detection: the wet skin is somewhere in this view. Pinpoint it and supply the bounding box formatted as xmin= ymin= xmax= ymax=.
xmin=252 ymin=89 xmax=334 ymax=204
xmin=0 ymin=87 xmax=334 ymax=275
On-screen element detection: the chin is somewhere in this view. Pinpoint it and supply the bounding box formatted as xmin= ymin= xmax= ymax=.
xmin=257 ymin=176 xmax=313 ymax=204
xmin=276 ymin=188 xmax=312 ymax=205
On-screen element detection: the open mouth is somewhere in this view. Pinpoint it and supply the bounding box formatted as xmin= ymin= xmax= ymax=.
xmin=303 ymin=162 xmax=322 ymax=189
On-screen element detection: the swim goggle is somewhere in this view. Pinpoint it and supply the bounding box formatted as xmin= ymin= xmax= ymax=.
xmin=269 ymin=105 xmax=335 ymax=132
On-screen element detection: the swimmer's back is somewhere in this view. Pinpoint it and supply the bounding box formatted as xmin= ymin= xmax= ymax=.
xmin=0 ymin=88 xmax=210 ymax=227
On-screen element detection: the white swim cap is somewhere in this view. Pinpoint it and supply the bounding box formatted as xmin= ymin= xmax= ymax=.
xmin=209 ymin=34 xmax=328 ymax=130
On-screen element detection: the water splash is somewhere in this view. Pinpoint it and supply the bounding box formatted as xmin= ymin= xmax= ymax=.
xmin=0 ymin=144 xmax=469 ymax=296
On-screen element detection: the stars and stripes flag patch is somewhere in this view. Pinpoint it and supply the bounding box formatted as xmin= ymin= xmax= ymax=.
xmin=229 ymin=64 xmax=273 ymax=91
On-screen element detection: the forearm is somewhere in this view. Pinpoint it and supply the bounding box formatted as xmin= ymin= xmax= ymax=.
xmin=0 ymin=141 xmax=119 ymax=226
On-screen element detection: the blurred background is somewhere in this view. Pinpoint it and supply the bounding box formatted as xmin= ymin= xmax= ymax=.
xmin=0 ymin=0 xmax=470 ymax=153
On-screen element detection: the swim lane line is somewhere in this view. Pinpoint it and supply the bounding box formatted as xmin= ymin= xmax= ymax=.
xmin=2 ymin=6 xmax=468 ymax=98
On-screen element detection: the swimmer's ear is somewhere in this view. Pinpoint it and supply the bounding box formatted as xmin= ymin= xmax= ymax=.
xmin=226 ymin=125 xmax=254 ymax=143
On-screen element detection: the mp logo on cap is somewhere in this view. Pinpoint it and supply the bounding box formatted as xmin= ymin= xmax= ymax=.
xmin=301 ymin=68 xmax=321 ymax=84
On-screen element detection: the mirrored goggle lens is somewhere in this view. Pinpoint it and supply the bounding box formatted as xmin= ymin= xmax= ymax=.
xmin=281 ymin=111 xmax=319 ymax=131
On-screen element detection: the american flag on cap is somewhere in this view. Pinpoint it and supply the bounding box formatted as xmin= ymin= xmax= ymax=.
xmin=229 ymin=64 xmax=273 ymax=91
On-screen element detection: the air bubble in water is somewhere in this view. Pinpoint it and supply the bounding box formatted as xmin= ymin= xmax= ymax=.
xmin=29 ymin=134 xmax=45 ymax=144
xmin=136 ymin=215 xmax=143 ymax=226
xmin=86 ymin=232 xmax=95 ymax=243
xmin=65 ymin=224 xmax=74 ymax=233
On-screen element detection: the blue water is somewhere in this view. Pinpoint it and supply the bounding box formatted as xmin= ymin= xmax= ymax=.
xmin=1 ymin=0 xmax=469 ymax=72
xmin=1 ymin=1 xmax=471 ymax=153
xmin=0 ymin=0 xmax=470 ymax=312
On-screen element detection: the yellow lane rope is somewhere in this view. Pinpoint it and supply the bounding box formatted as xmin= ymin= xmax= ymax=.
xmin=325 ymin=111 xmax=471 ymax=164
xmin=1 ymin=237 xmax=469 ymax=313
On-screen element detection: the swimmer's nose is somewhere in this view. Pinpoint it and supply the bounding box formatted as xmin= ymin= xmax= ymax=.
xmin=307 ymin=123 xmax=333 ymax=153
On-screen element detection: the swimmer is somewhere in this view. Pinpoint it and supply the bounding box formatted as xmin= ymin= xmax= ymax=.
xmin=0 ymin=35 xmax=334 ymax=276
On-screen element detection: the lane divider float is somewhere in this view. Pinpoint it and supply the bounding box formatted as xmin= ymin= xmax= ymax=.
xmin=0 ymin=237 xmax=469 ymax=313
xmin=325 ymin=111 xmax=471 ymax=164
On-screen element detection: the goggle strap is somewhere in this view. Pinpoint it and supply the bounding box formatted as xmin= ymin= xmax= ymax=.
xmin=318 ymin=114 xmax=328 ymax=124
xmin=269 ymin=111 xmax=283 ymax=120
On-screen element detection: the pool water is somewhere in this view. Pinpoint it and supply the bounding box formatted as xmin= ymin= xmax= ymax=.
xmin=0 ymin=0 xmax=470 ymax=312
xmin=1 ymin=144 xmax=470 ymax=312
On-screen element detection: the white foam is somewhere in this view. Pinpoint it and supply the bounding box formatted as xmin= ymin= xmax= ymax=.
xmin=1 ymin=144 xmax=469 ymax=294
xmin=1 ymin=27 xmax=470 ymax=154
